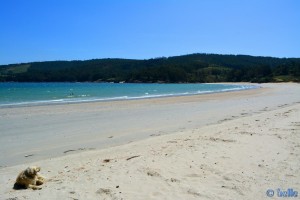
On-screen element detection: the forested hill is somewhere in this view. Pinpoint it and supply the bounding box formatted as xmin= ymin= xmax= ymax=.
xmin=0 ymin=53 xmax=299 ymax=83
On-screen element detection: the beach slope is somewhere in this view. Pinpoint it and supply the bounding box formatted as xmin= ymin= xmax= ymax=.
xmin=0 ymin=83 xmax=299 ymax=199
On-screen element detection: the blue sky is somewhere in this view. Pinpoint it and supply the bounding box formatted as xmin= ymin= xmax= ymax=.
xmin=0 ymin=0 xmax=299 ymax=65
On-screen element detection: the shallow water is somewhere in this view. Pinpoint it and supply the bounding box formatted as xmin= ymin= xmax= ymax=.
xmin=0 ymin=82 xmax=258 ymax=107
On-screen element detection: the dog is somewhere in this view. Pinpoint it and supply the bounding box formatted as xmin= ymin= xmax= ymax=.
xmin=14 ymin=166 xmax=45 ymax=190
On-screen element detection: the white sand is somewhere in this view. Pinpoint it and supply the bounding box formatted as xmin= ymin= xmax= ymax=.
xmin=0 ymin=83 xmax=299 ymax=199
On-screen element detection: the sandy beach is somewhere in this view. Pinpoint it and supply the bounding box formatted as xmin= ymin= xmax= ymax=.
xmin=0 ymin=83 xmax=299 ymax=199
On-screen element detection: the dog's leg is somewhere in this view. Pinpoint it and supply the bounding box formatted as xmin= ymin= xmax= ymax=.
xmin=36 ymin=175 xmax=45 ymax=185
xmin=36 ymin=180 xmax=43 ymax=186
xmin=37 ymin=174 xmax=45 ymax=180
xmin=28 ymin=184 xmax=42 ymax=190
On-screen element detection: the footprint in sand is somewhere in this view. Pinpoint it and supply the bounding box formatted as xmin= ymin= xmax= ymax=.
xmin=187 ymin=189 xmax=201 ymax=197
xmin=147 ymin=170 xmax=161 ymax=177
xmin=24 ymin=154 xmax=34 ymax=158
xmin=170 ymin=178 xmax=180 ymax=182
xmin=96 ymin=188 xmax=112 ymax=195
xmin=96 ymin=188 xmax=121 ymax=199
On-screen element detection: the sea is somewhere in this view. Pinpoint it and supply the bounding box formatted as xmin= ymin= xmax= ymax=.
xmin=0 ymin=82 xmax=258 ymax=107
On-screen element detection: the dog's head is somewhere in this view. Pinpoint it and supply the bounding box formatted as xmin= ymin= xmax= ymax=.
xmin=25 ymin=166 xmax=41 ymax=177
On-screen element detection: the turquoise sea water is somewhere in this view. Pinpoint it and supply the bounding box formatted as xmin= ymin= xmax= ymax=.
xmin=0 ymin=83 xmax=258 ymax=107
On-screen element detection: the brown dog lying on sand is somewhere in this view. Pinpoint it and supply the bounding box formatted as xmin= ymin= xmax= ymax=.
xmin=14 ymin=166 xmax=45 ymax=190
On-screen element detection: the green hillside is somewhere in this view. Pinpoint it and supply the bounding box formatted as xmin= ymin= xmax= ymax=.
xmin=1 ymin=54 xmax=299 ymax=83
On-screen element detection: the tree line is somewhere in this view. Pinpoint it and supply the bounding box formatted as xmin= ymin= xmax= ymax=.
xmin=0 ymin=53 xmax=299 ymax=83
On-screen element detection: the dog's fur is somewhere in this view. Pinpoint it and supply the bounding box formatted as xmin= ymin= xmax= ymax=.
xmin=14 ymin=166 xmax=45 ymax=190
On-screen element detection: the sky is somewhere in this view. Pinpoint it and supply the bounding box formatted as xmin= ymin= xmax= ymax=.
xmin=0 ymin=0 xmax=299 ymax=65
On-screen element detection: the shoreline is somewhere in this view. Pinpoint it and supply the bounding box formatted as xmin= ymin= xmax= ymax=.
xmin=0 ymin=82 xmax=259 ymax=109
xmin=0 ymin=82 xmax=299 ymax=199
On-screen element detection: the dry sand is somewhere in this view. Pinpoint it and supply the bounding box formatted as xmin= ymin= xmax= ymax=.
xmin=0 ymin=83 xmax=299 ymax=199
